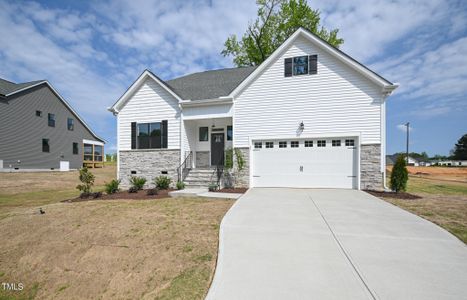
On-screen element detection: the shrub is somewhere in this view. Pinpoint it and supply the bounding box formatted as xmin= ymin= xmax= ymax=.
xmin=176 ymin=181 xmax=185 ymax=190
xmin=155 ymin=176 xmax=172 ymax=190
xmin=104 ymin=179 xmax=121 ymax=194
xmin=129 ymin=176 xmax=146 ymax=190
xmin=128 ymin=186 xmax=138 ymax=193
xmin=146 ymin=188 xmax=158 ymax=196
xmin=76 ymin=167 xmax=95 ymax=194
xmin=234 ymin=148 xmax=245 ymax=171
xmin=224 ymin=148 xmax=234 ymax=170
xmin=208 ymin=183 xmax=218 ymax=192
xmin=390 ymin=155 xmax=409 ymax=192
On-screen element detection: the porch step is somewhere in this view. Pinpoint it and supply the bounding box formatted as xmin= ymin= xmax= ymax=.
xmin=183 ymin=168 xmax=217 ymax=188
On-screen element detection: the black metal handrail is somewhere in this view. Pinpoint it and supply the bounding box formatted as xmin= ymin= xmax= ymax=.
xmin=177 ymin=152 xmax=193 ymax=182
xmin=213 ymin=164 xmax=224 ymax=190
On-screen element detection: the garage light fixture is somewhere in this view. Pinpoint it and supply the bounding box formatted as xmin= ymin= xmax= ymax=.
xmin=299 ymin=121 xmax=305 ymax=130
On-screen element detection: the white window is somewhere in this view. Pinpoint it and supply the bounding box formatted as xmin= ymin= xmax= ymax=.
xmin=332 ymin=140 xmax=341 ymax=147
xmin=265 ymin=142 xmax=274 ymax=148
xmin=317 ymin=140 xmax=326 ymax=147
xmin=254 ymin=142 xmax=262 ymax=149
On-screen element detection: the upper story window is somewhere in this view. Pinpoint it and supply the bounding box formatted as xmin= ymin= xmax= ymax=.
xmin=285 ymin=54 xmax=318 ymax=77
xmin=48 ymin=113 xmax=55 ymax=127
xmin=227 ymin=126 xmax=233 ymax=141
xmin=67 ymin=118 xmax=74 ymax=131
xmin=36 ymin=110 xmax=42 ymax=117
xmin=199 ymin=127 xmax=209 ymax=142
xmin=138 ymin=122 xmax=163 ymax=149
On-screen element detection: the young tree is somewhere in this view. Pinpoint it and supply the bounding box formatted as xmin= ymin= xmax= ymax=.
xmin=76 ymin=167 xmax=95 ymax=194
xmin=390 ymin=155 xmax=408 ymax=193
xmin=222 ymin=0 xmax=343 ymax=67
xmin=452 ymin=134 xmax=467 ymax=160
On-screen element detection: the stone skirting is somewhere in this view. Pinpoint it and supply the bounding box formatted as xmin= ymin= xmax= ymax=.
xmin=232 ymin=147 xmax=250 ymax=188
xmin=119 ymin=149 xmax=180 ymax=189
xmin=360 ymin=144 xmax=383 ymax=190
xmin=195 ymin=151 xmax=210 ymax=168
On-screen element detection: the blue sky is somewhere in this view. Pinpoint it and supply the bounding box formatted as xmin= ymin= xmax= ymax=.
xmin=1 ymin=0 xmax=466 ymax=156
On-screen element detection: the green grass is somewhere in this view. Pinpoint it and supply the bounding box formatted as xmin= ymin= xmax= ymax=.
xmin=406 ymin=176 xmax=467 ymax=195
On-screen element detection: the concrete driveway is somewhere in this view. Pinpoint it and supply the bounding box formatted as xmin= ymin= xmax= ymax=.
xmin=207 ymin=188 xmax=467 ymax=300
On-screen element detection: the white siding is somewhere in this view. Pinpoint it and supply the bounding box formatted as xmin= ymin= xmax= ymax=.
xmin=118 ymin=79 xmax=181 ymax=150
xmin=234 ymin=36 xmax=383 ymax=147
xmin=183 ymin=103 xmax=233 ymax=120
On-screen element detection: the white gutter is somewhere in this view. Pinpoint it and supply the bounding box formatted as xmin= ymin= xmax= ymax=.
xmin=180 ymin=97 xmax=233 ymax=107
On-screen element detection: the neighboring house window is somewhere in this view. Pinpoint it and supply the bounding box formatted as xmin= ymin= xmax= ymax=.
xmin=94 ymin=145 xmax=103 ymax=161
xmin=265 ymin=142 xmax=274 ymax=148
xmin=42 ymin=139 xmax=50 ymax=152
xmin=199 ymin=127 xmax=208 ymax=142
xmin=67 ymin=118 xmax=74 ymax=131
xmin=317 ymin=140 xmax=326 ymax=147
xmin=305 ymin=140 xmax=313 ymax=147
xmin=138 ymin=122 xmax=164 ymax=149
xmin=48 ymin=113 xmax=55 ymax=127
xmin=345 ymin=139 xmax=355 ymax=146
xmin=254 ymin=142 xmax=262 ymax=149
xmin=291 ymin=141 xmax=299 ymax=148
xmin=285 ymin=55 xmax=318 ymax=77
xmin=332 ymin=140 xmax=341 ymax=147
xmin=73 ymin=142 xmax=79 ymax=155
xmin=293 ymin=56 xmax=308 ymax=75
xmin=36 ymin=110 xmax=42 ymax=117
xmin=279 ymin=141 xmax=287 ymax=148
xmin=227 ymin=126 xmax=233 ymax=141
xmin=84 ymin=144 xmax=93 ymax=161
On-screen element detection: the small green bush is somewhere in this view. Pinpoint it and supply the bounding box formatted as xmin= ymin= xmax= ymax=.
xmin=155 ymin=176 xmax=172 ymax=190
xmin=128 ymin=186 xmax=138 ymax=193
xmin=146 ymin=188 xmax=158 ymax=196
xmin=104 ymin=179 xmax=121 ymax=194
xmin=129 ymin=176 xmax=147 ymax=190
xmin=234 ymin=148 xmax=245 ymax=171
xmin=76 ymin=167 xmax=95 ymax=193
xmin=176 ymin=181 xmax=185 ymax=190
xmin=225 ymin=148 xmax=234 ymax=169
xmin=208 ymin=183 xmax=218 ymax=192
xmin=390 ymin=155 xmax=409 ymax=192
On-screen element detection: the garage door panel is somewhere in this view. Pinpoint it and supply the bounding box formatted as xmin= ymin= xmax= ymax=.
xmin=252 ymin=138 xmax=357 ymax=189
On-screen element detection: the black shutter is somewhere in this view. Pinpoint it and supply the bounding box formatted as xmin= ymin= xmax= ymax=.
xmin=131 ymin=122 xmax=137 ymax=149
xmin=284 ymin=58 xmax=293 ymax=77
xmin=309 ymin=55 xmax=318 ymax=74
xmin=162 ymin=120 xmax=168 ymax=148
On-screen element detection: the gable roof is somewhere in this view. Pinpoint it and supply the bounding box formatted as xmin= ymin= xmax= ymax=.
xmin=0 ymin=77 xmax=105 ymax=143
xmin=229 ymin=27 xmax=398 ymax=98
xmin=166 ymin=66 xmax=256 ymax=100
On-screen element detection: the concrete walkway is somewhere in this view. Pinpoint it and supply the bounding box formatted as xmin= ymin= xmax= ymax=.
xmin=207 ymin=188 xmax=467 ymax=300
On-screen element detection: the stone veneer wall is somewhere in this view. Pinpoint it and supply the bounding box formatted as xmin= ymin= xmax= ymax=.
xmin=195 ymin=151 xmax=210 ymax=168
xmin=360 ymin=144 xmax=383 ymax=190
xmin=119 ymin=149 xmax=180 ymax=189
xmin=233 ymin=147 xmax=250 ymax=188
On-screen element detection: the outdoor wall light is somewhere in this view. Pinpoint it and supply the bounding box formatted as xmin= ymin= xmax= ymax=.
xmin=299 ymin=121 xmax=305 ymax=130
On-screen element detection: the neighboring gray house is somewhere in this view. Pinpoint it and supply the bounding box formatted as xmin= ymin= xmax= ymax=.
xmin=110 ymin=28 xmax=398 ymax=190
xmin=0 ymin=78 xmax=105 ymax=170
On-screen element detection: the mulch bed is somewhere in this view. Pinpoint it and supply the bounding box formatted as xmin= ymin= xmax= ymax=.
xmin=217 ymin=188 xmax=248 ymax=194
xmin=365 ymin=190 xmax=422 ymax=200
xmin=62 ymin=189 xmax=175 ymax=203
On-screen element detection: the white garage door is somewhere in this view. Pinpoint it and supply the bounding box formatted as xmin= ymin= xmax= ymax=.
xmin=252 ymin=138 xmax=358 ymax=189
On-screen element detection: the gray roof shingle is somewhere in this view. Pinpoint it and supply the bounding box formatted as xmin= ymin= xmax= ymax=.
xmin=165 ymin=66 xmax=257 ymax=100
xmin=0 ymin=78 xmax=44 ymax=96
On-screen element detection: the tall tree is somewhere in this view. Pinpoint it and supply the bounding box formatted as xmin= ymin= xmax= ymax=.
xmin=222 ymin=0 xmax=343 ymax=67
xmin=452 ymin=134 xmax=467 ymax=160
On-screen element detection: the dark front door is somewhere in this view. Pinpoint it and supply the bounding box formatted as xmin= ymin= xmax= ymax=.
xmin=211 ymin=133 xmax=225 ymax=166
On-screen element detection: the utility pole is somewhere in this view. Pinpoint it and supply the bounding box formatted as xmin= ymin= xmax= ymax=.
xmin=405 ymin=122 xmax=410 ymax=164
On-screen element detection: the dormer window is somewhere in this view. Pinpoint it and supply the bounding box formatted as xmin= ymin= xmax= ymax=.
xmin=284 ymin=54 xmax=318 ymax=77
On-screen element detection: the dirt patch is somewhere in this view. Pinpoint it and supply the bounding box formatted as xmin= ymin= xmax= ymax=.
xmin=218 ymin=188 xmax=248 ymax=194
xmin=387 ymin=166 xmax=467 ymax=183
xmin=366 ymin=190 xmax=422 ymax=200
xmin=0 ymin=197 xmax=234 ymax=299
xmin=62 ymin=189 xmax=175 ymax=202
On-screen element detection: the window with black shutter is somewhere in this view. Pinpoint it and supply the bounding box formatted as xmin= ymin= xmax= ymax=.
xmin=135 ymin=121 xmax=168 ymax=149
xmin=284 ymin=58 xmax=293 ymax=77
xmin=309 ymin=54 xmax=318 ymax=74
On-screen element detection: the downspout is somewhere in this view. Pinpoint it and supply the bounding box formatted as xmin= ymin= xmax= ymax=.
xmin=381 ymin=93 xmax=389 ymax=190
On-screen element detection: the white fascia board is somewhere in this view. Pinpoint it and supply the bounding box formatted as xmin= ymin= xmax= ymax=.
xmin=180 ymin=98 xmax=233 ymax=107
xmin=229 ymin=28 xmax=397 ymax=98
xmin=248 ymin=132 xmax=362 ymax=143
xmin=83 ymin=139 xmax=104 ymax=146
xmin=8 ymin=80 xmax=106 ymax=143
xmin=110 ymin=70 xmax=183 ymax=113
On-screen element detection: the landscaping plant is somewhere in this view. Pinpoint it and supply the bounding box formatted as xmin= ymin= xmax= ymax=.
xmin=146 ymin=188 xmax=158 ymax=196
xmin=76 ymin=167 xmax=95 ymax=196
xmin=390 ymin=155 xmax=409 ymax=192
xmin=129 ymin=176 xmax=147 ymax=191
xmin=176 ymin=181 xmax=185 ymax=190
xmin=208 ymin=183 xmax=218 ymax=192
xmin=104 ymin=179 xmax=121 ymax=194
xmin=234 ymin=148 xmax=245 ymax=171
xmin=224 ymin=148 xmax=234 ymax=169
xmin=155 ymin=176 xmax=172 ymax=190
